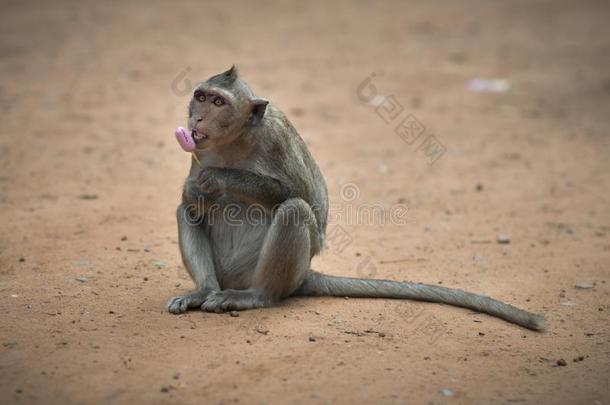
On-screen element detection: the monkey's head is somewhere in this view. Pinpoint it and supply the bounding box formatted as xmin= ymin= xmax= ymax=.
xmin=188 ymin=66 xmax=268 ymax=149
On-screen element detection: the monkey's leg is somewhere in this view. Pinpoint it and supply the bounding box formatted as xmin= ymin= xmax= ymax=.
xmin=202 ymin=198 xmax=318 ymax=312
xmin=167 ymin=204 xmax=220 ymax=314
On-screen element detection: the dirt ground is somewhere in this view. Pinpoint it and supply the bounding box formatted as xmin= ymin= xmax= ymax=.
xmin=1 ymin=0 xmax=609 ymax=404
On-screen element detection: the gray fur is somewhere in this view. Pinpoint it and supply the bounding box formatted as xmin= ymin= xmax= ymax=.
xmin=167 ymin=67 xmax=545 ymax=331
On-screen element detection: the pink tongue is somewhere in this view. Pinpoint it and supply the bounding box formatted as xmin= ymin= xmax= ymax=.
xmin=175 ymin=127 xmax=196 ymax=152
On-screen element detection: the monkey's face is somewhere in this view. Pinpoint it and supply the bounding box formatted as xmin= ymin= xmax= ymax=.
xmin=188 ymin=84 xmax=251 ymax=149
xmin=186 ymin=67 xmax=269 ymax=151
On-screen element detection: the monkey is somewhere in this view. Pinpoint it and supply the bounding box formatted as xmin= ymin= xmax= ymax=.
xmin=166 ymin=66 xmax=545 ymax=331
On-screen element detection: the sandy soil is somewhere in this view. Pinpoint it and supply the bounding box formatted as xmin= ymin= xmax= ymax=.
xmin=1 ymin=0 xmax=609 ymax=404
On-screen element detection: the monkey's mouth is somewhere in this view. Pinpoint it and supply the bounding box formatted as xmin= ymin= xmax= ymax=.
xmin=192 ymin=129 xmax=209 ymax=144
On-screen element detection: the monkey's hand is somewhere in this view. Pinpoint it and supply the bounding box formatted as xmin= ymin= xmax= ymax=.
xmin=196 ymin=167 xmax=227 ymax=197
xmin=199 ymin=167 xmax=290 ymax=209
xmin=182 ymin=174 xmax=220 ymax=209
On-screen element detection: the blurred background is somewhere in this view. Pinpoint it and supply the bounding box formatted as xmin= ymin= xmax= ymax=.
xmin=1 ymin=1 xmax=609 ymax=404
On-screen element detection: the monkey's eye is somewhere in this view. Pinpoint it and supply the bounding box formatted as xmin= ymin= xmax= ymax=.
xmin=197 ymin=94 xmax=206 ymax=102
xmin=214 ymin=98 xmax=224 ymax=106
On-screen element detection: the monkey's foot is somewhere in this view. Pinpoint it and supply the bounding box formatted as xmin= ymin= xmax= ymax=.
xmin=167 ymin=290 xmax=212 ymax=314
xmin=201 ymin=289 xmax=268 ymax=313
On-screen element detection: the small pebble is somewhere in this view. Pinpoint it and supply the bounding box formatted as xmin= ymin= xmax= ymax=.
xmin=255 ymin=328 xmax=269 ymax=335
xmin=556 ymin=359 xmax=567 ymax=367
xmin=496 ymin=234 xmax=511 ymax=244
xmin=229 ymin=311 xmax=239 ymax=317
xmin=160 ymin=385 xmax=172 ymax=393
xmin=308 ymin=336 xmax=316 ymax=342
xmin=18 ymin=257 xmax=25 ymax=262
xmin=439 ymin=388 xmax=454 ymax=397
xmin=575 ymin=283 xmax=594 ymax=289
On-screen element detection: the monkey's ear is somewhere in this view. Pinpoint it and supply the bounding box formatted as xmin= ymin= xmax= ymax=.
xmin=223 ymin=65 xmax=239 ymax=80
xmin=250 ymin=98 xmax=269 ymax=125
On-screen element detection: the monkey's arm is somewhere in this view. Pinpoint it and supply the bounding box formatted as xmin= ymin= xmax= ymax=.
xmin=198 ymin=167 xmax=290 ymax=209
xmin=167 ymin=203 xmax=221 ymax=313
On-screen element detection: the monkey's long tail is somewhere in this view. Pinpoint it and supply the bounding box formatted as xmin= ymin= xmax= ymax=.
xmin=295 ymin=271 xmax=545 ymax=331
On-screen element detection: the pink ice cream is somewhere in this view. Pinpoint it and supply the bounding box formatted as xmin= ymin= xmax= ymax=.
xmin=174 ymin=126 xmax=196 ymax=152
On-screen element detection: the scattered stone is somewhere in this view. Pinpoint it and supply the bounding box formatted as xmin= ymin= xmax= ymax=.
xmin=229 ymin=311 xmax=239 ymax=317
xmin=573 ymin=356 xmax=585 ymax=362
xmin=439 ymin=388 xmax=454 ymax=397
xmin=556 ymin=359 xmax=567 ymax=367
xmin=475 ymin=183 xmax=483 ymax=191
xmin=143 ymin=277 xmax=149 ymax=281
xmin=160 ymin=384 xmax=173 ymax=393
xmin=173 ymin=372 xmax=181 ymax=380
xmin=255 ymin=327 xmax=269 ymax=335
xmin=75 ymin=276 xmax=88 ymax=283
xmin=575 ymin=283 xmax=594 ymax=289
xmin=78 ymin=194 xmax=98 ymax=200
xmin=308 ymin=336 xmax=316 ymax=342
xmin=497 ymin=234 xmax=511 ymax=244
xmin=539 ymin=357 xmax=553 ymax=365
xmin=153 ymin=260 xmax=167 ymax=269
xmin=18 ymin=257 xmax=25 ymax=262
xmin=478 ymin=332 xmax=485 ymax=336
xmin=120 ymin=236 xmax=128 ymax=241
